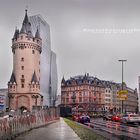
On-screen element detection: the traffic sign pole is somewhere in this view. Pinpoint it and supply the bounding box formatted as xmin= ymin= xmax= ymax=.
xmin=118 ymin=59 xmax=127 ymax=114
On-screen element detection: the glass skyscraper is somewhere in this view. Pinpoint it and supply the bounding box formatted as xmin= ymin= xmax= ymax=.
xmin=29 ymin=15 xmax=57 ymax=106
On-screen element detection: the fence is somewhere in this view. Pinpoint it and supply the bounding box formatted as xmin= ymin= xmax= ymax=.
xmin=0 ymin=107 xmax=60 ymax=140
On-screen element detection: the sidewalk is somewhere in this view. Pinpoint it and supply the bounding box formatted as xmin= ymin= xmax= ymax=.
xmin=16 ymin=118 xmax=81 ymax=140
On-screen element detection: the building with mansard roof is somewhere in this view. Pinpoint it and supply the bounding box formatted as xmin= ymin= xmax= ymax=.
xmin=61 ymin=73 xmax=106 ymax=112
xmin=61 ymin=73 xmax=138 ymax=113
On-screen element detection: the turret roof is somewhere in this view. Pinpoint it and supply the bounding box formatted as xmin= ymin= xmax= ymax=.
xmin=31 ymin=71 xmax=38 ymax=83
xmin=9 ymin=72 xmax=16 ymax=83
xmin=20 ymin=10 xmax=33 ymax=37
xmin=35 ymin=27 xmax=41 ymax=39
xmin=13 ymin=28 xmax=19 ymax=39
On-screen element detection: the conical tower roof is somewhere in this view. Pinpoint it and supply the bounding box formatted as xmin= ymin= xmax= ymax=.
xmin=23 ymin=9 xmax=29 ymax=24
xmin=9 ymin=72 xmax=16 ymax=83
xmin=35 ymin=27 xmax=41 ymax=39
xmin=20 ymin=9 xmax=33 ymax=37
xmin=31 ymin=71 xmax=38 ymax=83
xmin=13 ymin=28 xmax=19 ymax=39
xmin=61 ymin=76 xmax=65 ymax=83
xmin=20 ymin=23 xmax=26 ymax=34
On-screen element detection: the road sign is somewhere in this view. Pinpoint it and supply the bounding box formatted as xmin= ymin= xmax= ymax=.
xmin=118 ymin=90 xmax=128 ymax=95
xmin=117 ymin=93 xmax=128 ymax=100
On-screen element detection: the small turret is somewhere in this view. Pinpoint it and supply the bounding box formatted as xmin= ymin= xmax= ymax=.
xmin=12 ymin=28 xmax=19 ymax=40
xmin=35 ymin=27 xmax=41 ymax=39
xmin=9 ymin=72 xmax=16 ymax=84
xmin=31 ymin=71 xmax=38 ymax=83
xmin=61 ymin=76 xmax=65 ymax=83
xmin=83 ymin=73 xmax=87 ymax=80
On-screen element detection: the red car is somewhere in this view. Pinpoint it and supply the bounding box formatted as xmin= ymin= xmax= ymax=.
xmin=111 ymin=115 xmax=121 ymax=122
xmin=72 ymin=115 xmax=80 ymax=122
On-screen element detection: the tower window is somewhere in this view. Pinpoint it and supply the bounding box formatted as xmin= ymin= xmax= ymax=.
xmin=21 ymin=75 xmax=24 ymax=78
xmin=21 ymin=84 xmax=24 ymax=88
xmin=21 ymin=66 xmax=24 ymax=70
xmin=32 ymin=50 xmax=35 ymax=54
xmin=21 ymin=57 xmax=24 ymax=61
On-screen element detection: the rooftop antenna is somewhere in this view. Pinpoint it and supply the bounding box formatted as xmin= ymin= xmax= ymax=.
xmin=25 ymin=0 xmax=29 ymax=11
xmin=37 ymin=16 xmax=41 ymax=31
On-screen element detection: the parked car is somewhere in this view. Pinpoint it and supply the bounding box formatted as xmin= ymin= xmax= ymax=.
xmin=79 ymin=115 xmax=90 ymax=124
xmin=103 ymin=114 xmax=112 ymax=121
xmin=121 ymin=114 xmax=140 ymax=124
xmin=72 ymin=114 xmax=80 ymax=122
xmin=111 ymin=115 xmax=121 ymax=122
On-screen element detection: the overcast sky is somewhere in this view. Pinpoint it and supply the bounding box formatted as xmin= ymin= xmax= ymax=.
xmin=0 ymin=0 xmax=140 ymax=92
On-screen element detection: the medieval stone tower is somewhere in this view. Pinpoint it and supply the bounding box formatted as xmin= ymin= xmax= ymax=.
xmin=8 ymin=10 xmax=43 ymax=111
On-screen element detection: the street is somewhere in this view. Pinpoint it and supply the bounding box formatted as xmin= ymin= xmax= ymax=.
xmin=90 ymin=118 xmax=140 ymax=139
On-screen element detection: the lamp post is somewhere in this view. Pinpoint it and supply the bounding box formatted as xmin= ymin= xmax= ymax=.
xmin=118 ymin=59 xmax=127 ymax=114
xmin=71 ymin=93 xmax=76 ymax=111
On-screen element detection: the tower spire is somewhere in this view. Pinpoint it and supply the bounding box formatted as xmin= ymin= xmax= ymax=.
xmin=35 ymin=26 xmax=41 ymax=39
xmin=20 ymin=9 xmax=33 ymax=37
xmin=61 ymin=76 xmax=65 ymax=83
xmin=23 ymin=9 xmax=29 ymax=24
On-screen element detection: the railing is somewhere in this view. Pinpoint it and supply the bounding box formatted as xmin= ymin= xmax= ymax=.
xmin=0 ymin=107 xmax=60 ymax=140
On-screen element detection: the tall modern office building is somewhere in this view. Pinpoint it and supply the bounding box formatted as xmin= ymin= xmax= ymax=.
xmin=29 ymin=14 xmax=57 ymax=106
xmin=138 ymin=76 xmax=140 ymax=112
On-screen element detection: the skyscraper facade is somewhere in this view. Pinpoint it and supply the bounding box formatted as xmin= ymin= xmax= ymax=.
xmin=29 ymin=15 xmax=57 ymax=107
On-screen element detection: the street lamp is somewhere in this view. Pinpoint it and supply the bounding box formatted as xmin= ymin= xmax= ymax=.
xmin=118 ymin=59 xmax=127 ymax=113
xmin=71 ymin=93 xmax=76 ymax=107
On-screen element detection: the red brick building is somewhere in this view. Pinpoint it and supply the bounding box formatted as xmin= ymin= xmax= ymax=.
xmin=61 ymin=74 xmax=106 ymax=112
xmin=61 ymin=74 xmax=138 ymax=113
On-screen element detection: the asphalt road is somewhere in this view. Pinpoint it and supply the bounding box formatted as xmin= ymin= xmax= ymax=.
xmin=90 ymin=118 xmax=140 ymax=139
